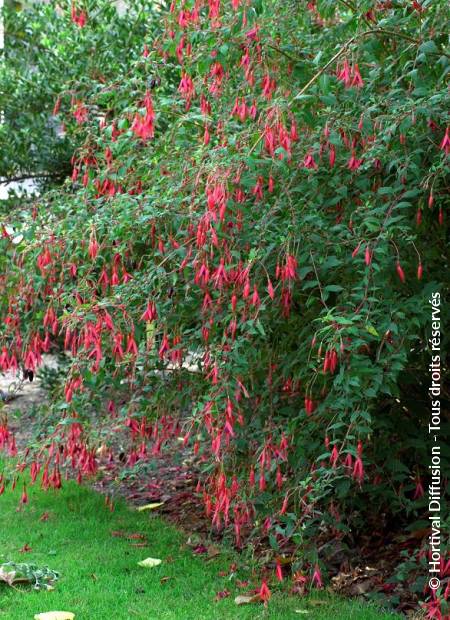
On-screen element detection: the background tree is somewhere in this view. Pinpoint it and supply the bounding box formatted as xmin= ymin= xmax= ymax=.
xmin=0 ymin=0 xmax=166 ymax=186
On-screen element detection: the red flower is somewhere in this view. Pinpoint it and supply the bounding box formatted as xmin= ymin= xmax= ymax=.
xmin=351 ymin=63 xmax=364 ymax=88
xmin=303 ymin=152 xmax=318 ymax=169
xmin=71 ymin=2 xmax=87 ymax=27
xmin=337 ymin=59 xmax=352 ymax=87
xmin=440 ymin=127 xmax=450 ymax=154
xmin=347 ymin=151 xmax=363 ymax=170
xmin=88 ymin=234 xmax=99 ymax=260
xmin=413 ymin=477 xmax=424 ymax=500
xmin=126 ymin=334 xmax=138 ymax=356
xmin=312 ymin=564 xmax=323 ymax=588
xmin=131 ymin=92 xmax=155 ymax=141
xmin=140 ymin=301 xmax=157 ymax=322
xmin=73 ymin=101 xmax=88 ymax=124
xmin=259 ymin=579 xmax=271 ymax=604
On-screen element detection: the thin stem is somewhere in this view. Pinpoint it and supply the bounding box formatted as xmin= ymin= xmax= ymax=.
xmin=310 ymin=250 xmax=329 ymax=311
xmin=266 ymin=44 xmax=306 ymax=65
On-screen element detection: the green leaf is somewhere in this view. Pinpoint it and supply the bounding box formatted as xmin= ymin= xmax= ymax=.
xmin=366 ymin=325 xmax=379 ymax=337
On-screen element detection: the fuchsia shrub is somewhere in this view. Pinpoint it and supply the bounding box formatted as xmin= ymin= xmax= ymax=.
xmin=0 ymin=0 xmax=449 ymax=613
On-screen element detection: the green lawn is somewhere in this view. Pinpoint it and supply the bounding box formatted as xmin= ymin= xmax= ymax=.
xmin=0 ymin=478 xmax=399 ymax=620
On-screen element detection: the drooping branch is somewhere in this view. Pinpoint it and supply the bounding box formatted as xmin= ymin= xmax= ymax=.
xmin=249 ymin=28 xmax=421 ymax=154
xmin=0 ymin=172 xmax=63 ymax=185
xmin=293 ymin=28 xmax=420 ymax=101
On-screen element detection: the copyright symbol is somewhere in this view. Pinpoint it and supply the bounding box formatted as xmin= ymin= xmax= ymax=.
xmin=429 ymin=577 xmax=440 ymax=590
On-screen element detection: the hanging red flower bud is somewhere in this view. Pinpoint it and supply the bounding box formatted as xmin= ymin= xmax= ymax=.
xmin=259 ymin=471 xmax=266 ymax=491
xmin=417 ymin=263 xmax=423 ymax=280
xmin=276 ymin=560 xmax=283 ymax=582
xmin=203 ymin=124 xmax=210 ymax=145
xmin=20 ymin=485 xmax=28 ymax=504
xmin=352 ymin=456 xmax=364 ymax=485
xmin=329 ymin=144 xmax=336 ymax=168
xmin=88 ymin=234 xmax=99 ymax=260
xmin=280 ymin=492 xmax=289 ymax=515
xmin=352 ymin=241 xmax=362 ymax=258
xmin=330 ymin=445 xmax=339 ymax=467
xmin=276 ymin=466 xmax=283 ymax=490
xmin=396 ymin=261 xmax=405 ymax=283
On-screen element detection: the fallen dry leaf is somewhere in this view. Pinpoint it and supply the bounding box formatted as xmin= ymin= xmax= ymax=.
xmin=34 ymin=613 xmax=75 ymax=620
xmin=136 ymin=502 xmax=164 ymax=512
xmin=207 ymin=545 xmax=221 ymax=559
xmin=215 ymin=590 xmax=231 ymax=601
xmin=277 ymin=555 xmax=295 ymax=566
xmin=137 ymin=557 xmax=162 ymax=568
xmin=0 ymin=566 xmax=16 ymax=587
xmin=234 ymin=594 xmax=263 ymax=605
xmin=186 ymin=535 xmax=203 ymax=547
xmin=160 ymin=576 xmax=172 ymax=584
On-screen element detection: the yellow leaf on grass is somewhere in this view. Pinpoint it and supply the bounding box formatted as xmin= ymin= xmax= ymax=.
xmin=34 ymin=613 xmax=75 ymax=620
xmin=138 ymin=557 xmax=162 ymax=568
xmin=136 ymin=503 xmax=164 ymax=512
